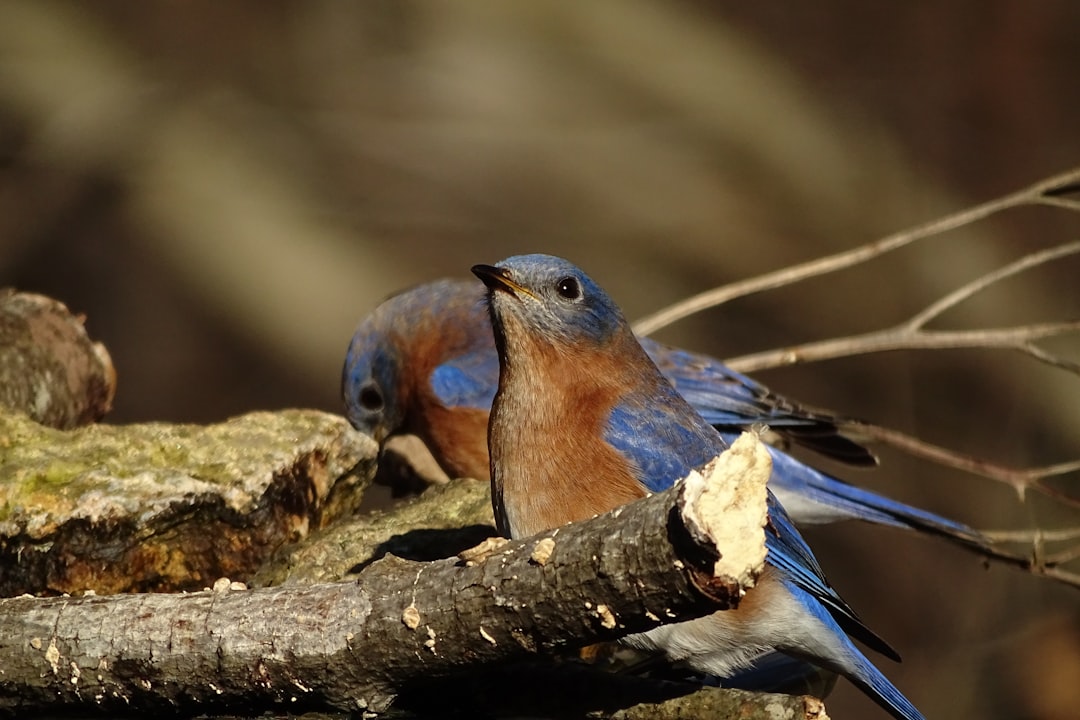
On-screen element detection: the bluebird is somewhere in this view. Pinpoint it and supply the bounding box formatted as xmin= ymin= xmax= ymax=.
xmin=472 ymin=254 xmax=924 ymax=720
xmin=342 ymin=278 xmax=989 ymax=549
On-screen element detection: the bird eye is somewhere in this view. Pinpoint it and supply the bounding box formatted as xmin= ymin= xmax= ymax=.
xmin=555 ymin=276 xmax=581 ymax=300
xmin=358 ymin=383 xmax=384 ymax=412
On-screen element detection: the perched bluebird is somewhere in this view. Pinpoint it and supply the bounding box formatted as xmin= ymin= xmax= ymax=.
xmin=342 ymin=279 xmax=988 ymax=548
xmin=472 ymin=254 xmax=924 ymax=720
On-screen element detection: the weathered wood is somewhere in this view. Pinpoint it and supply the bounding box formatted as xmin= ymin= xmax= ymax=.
xmin=0 ymin=409 xmax=376 ymax=595
xmin=0 ymin=289 xmax=116 ymax=428
xmin=0 ymin=436 xmax=775 ymax=718
xmin=254 ymin=476 xmax=496 ymax=587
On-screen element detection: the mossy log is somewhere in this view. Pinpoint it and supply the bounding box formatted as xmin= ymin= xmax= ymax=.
xmin=0 ymin=409 xmax=376 ymax=595
xmin=0 ymin=433 xmax=828 ymax=719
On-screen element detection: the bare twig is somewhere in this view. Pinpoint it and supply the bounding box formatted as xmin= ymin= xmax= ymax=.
xmin=633 ymin=166 xmax=1080 ymax=336
xmin=956 ymin=538 xmax=1080 ymax=588
xmin=629 ymin=170 xmax=1080 ymax=590
xmin=717 ymin=240 xmax=1080 ymax=375
xmin=1004 ymin=528 xmax=1080 ymax=588
xmin=982 ymin=526 xmax=1080 ymax=584
xmin=1032 ymin=566 xmax=1080 ymax=587
xmin=982 ymin=527 xmax=1080 ymax=544
xmin=900 ymin=240 xmax=1080 ymax=330
xmin=840 ymin=420 xmax=1080 ymax=509
xmin=830 ymin=419 xmax=1080 ymax=588
xmin=1037 ymin=196 xmax=1080 ymax=212
xmin=726 ymin=321 xmax=1080 ymax=376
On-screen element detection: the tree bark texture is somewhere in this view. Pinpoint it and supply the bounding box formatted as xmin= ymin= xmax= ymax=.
xmin=0 ymin=409 xmax=376 ymax=595
xmin=0 ymin=290 xmax=116 ymax=429
xmin=0 ymin=436 xmax=777 ymax=718
xmin=254 ymin=476 xmax=497 ymax=587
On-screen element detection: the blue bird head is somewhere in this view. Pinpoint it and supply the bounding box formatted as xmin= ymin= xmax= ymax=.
xmin=341 ymin=315 xmax=405 ymax=444
xmin=471 ymin=254 xmax=629 ymax=347
xmin=342 ymin=278 xmax=494 ymax=446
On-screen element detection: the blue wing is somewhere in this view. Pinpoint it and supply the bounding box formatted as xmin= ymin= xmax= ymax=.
xmin=603 ymin=384 xmax=729 ymax=494
xmin=763 ymin=493 xmax=902 ymax=665
xmin=603 ymin=385 xmax=917 ymax=698
xmin=642 ymin=340 xmax=781 ymax=426
xmin=642 ymin=338 xmax=876 ymax=466
xmin=780 ymin=579 xmax=926 ymax=720
xmin=597 ymin=347 xmax=926 ymax=719
xmin=429 ymin=349 xmax=500 ymax=410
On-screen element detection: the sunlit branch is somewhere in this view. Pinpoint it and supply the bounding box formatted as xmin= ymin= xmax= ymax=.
xmin=901 ymin=241 xmax=1080 ymax=331
xmin=725 ymin=321 xmax=1080 ymax=376
xmin=633 ymin=166 xmax=1080 ymax=336
xmin=836 ymin=420 xmax=1080 ymax=509
xmin=629 ymin=168 xmax=1080 ymax=591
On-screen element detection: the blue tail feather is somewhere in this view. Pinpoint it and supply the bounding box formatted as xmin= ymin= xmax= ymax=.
xmin=783 ymin=582 xmax=925 ymax=720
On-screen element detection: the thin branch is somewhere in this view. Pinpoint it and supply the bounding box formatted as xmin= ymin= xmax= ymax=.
xmin=1036 ymin=196 xmax=1080 ymax=212
xmin=822 ymin=421 xmax=1080 ymax=590
xmin=901 ymin=240 xmax=1080 ymax=330
xmin=1049 ymin=544 xmax=1080 ymax=565
xmin=633 ymin=166 xmax=1080 ymax=336
xmin=1041 ymin=177 xmax=1080 ymax=197
xmin=944 ymin=524 xmax=1080 ymax=588
xmin=1036 ymin=566 xmax=1080 ymax=587
xmin=1021 ymin=343 xmax=1080 ymax=375
xmin=837 ymin=420 xmax=1080 ymax=509
xmin=962 ymin=543 xmax=1080 ymax=586
xmin=725 ymin=321 xmax=1080 ymax=375
xmin=994 ymin=538 xmax=1079 ymax=569
xmin=654 ymin=239 xmax=1080 ymax=376
xmin=982 ymin=527 xmax=1080 ymax=544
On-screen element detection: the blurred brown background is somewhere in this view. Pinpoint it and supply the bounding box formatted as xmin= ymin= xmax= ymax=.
xmin=1 ymin=2 xmax=1078 ymax=718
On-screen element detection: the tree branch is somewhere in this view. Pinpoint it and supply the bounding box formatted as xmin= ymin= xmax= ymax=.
xmin=632 ymin=166 xmax=1080 ymax=335
xmin=721 ymin=237 xmax=1080 ymax=375
xmin=841 ymin=420 xmax=1080 ymax=506
xmin=0 ymin=435 xmax=787 ymax=719
xmin=725 ymin=321 xmax=1080 ymax=376
xmin=898 ymin=241 xmax=1080 ymax=331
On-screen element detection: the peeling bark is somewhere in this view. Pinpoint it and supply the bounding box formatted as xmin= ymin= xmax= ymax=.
xmin=0 ymin=437 xmax=783 ymax=718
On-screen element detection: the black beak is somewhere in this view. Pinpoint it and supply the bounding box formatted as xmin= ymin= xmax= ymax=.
xmin=471 ymin=265 xmax=534 ymax=298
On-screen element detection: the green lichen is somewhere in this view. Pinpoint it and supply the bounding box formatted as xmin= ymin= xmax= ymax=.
xmin=0 ymin=409 xmax=378 ymax=538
